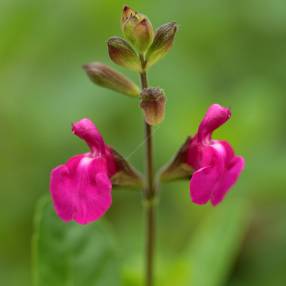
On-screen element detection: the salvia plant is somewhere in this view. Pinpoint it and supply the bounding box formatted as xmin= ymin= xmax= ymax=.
xmin=44 ymin=5 xmax=245 ymax=286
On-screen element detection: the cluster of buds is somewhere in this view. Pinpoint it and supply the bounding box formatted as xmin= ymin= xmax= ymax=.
xmin=84 ymin=5 xmax=177 ymax=126
xmin=50 ymin=6 xmax=244 ymax=225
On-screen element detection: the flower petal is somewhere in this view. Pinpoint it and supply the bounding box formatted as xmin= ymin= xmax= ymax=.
xmin=198 ymin=104 xmax=231 ymax=142
xmin=217 ymin=140 xmax=235 ymax=162
xmin=50 ymin=155 xmax=112 ymax=224
xmin=189 ymin=142 xmax=228 ymax=205
xmin=190 ymin=166 xmax=220 ymax=205
xmin=210 ymin=156 xmax=245 ymax=206
xmin=72 ymin=118 xmax=106 ymax=155
xmin=187 ymin=140 xmax=218 ymax=170
xmin=50 ymin=165 xmax=76 ymax=222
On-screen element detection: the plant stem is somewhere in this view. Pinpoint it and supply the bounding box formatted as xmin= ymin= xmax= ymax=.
xmin=139 ymin=54 xmax=156 ymax=286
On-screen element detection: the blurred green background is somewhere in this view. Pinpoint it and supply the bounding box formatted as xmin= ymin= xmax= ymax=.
xmin=1 ymin=0 xmax=286 ymax=285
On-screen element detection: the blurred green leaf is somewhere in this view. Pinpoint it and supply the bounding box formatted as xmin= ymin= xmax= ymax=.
xmin=185 ymin=199 xmax=250 ymax=286
xmin=158 ymin=259 xmax=189 ymax=286
xmin=150 ymin=199 xmax=250 ymax=286
xmin=32 ymin=196 xmax=121 ymax=286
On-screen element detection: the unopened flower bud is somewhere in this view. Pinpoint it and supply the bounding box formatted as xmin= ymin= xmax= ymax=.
xmin=146 ymin=22 xmax=177 ymax=68
xmin=107 ymin=36 xmax=141 ymax=72
xmin=140 ymin=88 xmax=166 ymax=125
xmin=121 ymin=5 xmax=154 ymax=53
xmin=83 ymin=62 xmax=140 ymax=97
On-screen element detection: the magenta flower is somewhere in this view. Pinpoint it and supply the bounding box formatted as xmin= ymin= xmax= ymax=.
xmin=187 ymin=104 xmax=245 ymax=206
xmin=50 ymin=118 xmax=117 ymax=224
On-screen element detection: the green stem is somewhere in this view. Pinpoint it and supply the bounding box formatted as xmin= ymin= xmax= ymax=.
xmin=140 ymin=54 xmax=156 ymax=286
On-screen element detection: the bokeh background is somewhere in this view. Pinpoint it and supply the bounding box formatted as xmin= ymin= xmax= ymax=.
xmin=1 ymin=0 xmax=286 ymax=285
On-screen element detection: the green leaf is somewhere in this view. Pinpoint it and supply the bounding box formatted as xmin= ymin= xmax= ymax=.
xmin=185 ymin=199 xmax=250 ymax=286
xmin=32 ymin=196 xmax=121 ymax=286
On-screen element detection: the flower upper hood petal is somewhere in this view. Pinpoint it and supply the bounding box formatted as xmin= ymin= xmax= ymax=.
xmin=72 ymin=118 xmax=106 ymax=155
xmin=197 ymin=104 xmax=231 ymax=142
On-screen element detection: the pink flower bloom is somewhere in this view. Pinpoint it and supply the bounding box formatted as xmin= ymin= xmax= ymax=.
xmin=50 ymin=118 xmax=117 ymax=224
xmin=187 ymin=104 xmax=245 ymax=206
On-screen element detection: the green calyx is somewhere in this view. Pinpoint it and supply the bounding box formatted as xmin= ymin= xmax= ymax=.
xmin=107 ymin=36 xmax=142 ymax=72
xmin=146 ymin=22 xmax=177 ymax=68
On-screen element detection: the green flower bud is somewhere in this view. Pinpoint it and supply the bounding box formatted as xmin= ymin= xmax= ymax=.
xmin=146 ymin=22 xmax=177 ymax=68
xmin=140 ymin=88 xmax=166 ymax=125
xmin=83 ymin=62 xmax=140 ymax=97
xmin=107 ymin=36 xmax=141 ymax=72
xmin=121 ymin=5 xmax=154 ymax=53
